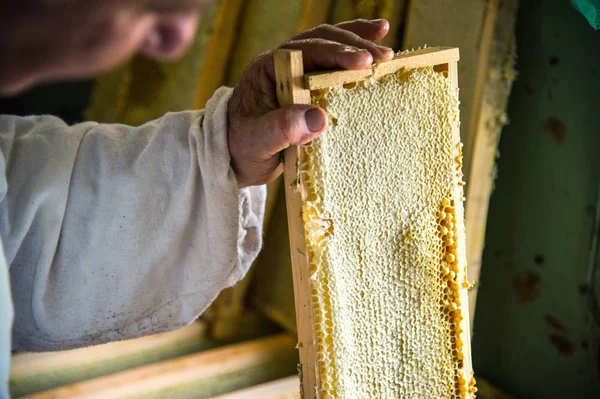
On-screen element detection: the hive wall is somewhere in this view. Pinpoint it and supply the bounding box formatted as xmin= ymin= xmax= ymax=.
xmin=300 ymin=67 xmax=475 ymax=398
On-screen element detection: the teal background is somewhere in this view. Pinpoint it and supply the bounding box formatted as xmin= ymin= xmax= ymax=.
xmin=472 ymin=1 xmax=600 ymax=398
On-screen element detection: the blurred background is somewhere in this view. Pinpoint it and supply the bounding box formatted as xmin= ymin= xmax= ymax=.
xmin=3 ymin=0 xmax=599 ymax=398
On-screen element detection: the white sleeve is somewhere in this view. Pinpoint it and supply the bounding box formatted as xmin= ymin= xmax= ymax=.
xmin=0 ymin=87 xmax=266 ymax=351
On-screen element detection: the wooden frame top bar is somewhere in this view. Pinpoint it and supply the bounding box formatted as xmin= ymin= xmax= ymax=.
xmin=304 ymin=46 xmax=459 ymax=90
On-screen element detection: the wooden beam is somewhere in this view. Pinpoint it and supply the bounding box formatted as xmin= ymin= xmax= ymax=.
xmin=12 ymin=312 xmax=278 ymax=397
xmin=25 ymin=334 xmax=298 ymax=399
xmin=193 ymin=0 xmax=246 ymax=109
xmin=208 ymin=376 xmax=300 ymax=399
xmin=297 ymin=0 xmax=334 ymax=32
xmin=304 ymin=47 xmax=459 ymax=90
xmin=10 ymin=322 xmax=207 ymax=397
xmin=403 ymin=0 xmax=500 ymax=185
xmin=466 ymin=0 xmax=519 ymax=328
xmin=273 ymin=49 xmax=317 ymax=399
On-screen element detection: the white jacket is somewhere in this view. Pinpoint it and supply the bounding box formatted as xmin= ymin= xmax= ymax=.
xmin=0 ymin=87 xmax=266 ymax=396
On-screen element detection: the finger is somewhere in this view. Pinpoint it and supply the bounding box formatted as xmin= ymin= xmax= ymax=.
xmin=335 ymin=18 xmax=390 ymax=42
xmin=281 ymin=39 xmax=374 ymax=71
xmin=291 ymin=23 xmax=394 ymax=62
xmin=243 ymin=105 xmax=328 ymax=157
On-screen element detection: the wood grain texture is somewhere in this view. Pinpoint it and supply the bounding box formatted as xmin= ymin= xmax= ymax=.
xmin=193 ymin=0 xmax=246 ymax=109
xmin=274 ymin=47 xmax=472 ymax=398
xmin=447 ymin=60 xmax=476 ymax=398
xmin=10 ymin=322 xmax=206 ymax=397
xmin=25 ymin=335 xmax=297 ymax=399
xmin=304 ymin=47 xmax=459 ymax=90
xmin=297 ymin=0 xmax=334 ymax=31
xmin=274 ymin=49 xmax=318 ymax=399
xmin=466 ymin=0 xmax=519 ymax=328
xmin=403 ymin=0 xmax=500 ymax=185
xmin=209 ymin=376 xmax=300 ymax=399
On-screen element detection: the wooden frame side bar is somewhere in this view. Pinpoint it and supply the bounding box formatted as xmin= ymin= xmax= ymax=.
xmin=273 ymin=49 xmax=318 ymax=399
xmin=447 ymin=60 xmax=475 ymax=397
xmin=304 ymin=46 xmax=459 ymax=90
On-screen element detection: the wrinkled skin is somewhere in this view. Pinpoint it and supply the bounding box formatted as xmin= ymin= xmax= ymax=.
xmin=0 ymin=1 xmax=392 ymax=188
xmin=228 ymin=19 xmax=394 ymax=187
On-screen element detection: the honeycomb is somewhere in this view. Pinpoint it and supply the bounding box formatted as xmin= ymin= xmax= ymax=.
xmin=300 ymin=67 xmax=475 ymax=398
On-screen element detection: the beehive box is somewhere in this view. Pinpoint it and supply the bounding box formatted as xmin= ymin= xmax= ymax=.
xmin=274 ymin=47 xmax=475 ymax=399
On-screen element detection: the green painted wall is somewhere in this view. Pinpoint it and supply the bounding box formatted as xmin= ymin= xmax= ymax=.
xmin=472 ymin=1 xmax=600 ymax=398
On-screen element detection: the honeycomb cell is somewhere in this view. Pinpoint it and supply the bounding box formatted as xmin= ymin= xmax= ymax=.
xmin=301 ymin=66 xmax=473 ymax=398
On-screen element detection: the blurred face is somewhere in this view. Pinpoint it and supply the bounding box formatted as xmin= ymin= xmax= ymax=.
xmin=0 ymin=0 xmax=214 ymax=95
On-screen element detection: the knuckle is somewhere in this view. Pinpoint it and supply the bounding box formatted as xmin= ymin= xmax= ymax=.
xmin=276 ymin=108 xmax=303 ymax=141
xmin=308 ymin=24 xmax=333 ymax=37
xmin=314 ymin=23 xmax=332 ymax=32
xmin=254 ymin=50 xmax=273 ymax=65
xmin=279 ymin=108 xmax=297 ymax=131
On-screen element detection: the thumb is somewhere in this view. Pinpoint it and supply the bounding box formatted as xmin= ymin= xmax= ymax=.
xmin=247 ymin=104 xmax=328 ymax=157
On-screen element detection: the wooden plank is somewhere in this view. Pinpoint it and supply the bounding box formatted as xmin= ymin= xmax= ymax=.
xmin=304 ymin=46 xmax=459 ymax=90
xmin=11 ymin=312 xmax=278 ymax=397
xmin=193 ymin=0 xmax=246 ymax=109
xmin=466 ymin=0 xmax=519 ymax=328
xmin=403 ymin=0 xmax=500 ymax=186
xmin=209 ymin=376 xmax=300 ymax=399
xmin=25 ymin=334 xmax=298 ymax=399
xmin=273 ymin=49 xmax=318 ymax=399
xmin=297 ymin=0 xmax=334 ymax=32
xmin=10 ymin=322 xmax=207 ymax=397
xmin=447 ymin=59 xmax=476 ymax=395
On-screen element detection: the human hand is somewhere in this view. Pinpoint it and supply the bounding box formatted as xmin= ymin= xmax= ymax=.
xmin=227 ymin=19 xmax=394 ymax=188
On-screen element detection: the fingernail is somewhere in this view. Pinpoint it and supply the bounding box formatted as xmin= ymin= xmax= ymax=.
xmin=305 ymin=108 xmax=326 ymax=132
xmin=378 ymin=45 xmax=395 ymax=58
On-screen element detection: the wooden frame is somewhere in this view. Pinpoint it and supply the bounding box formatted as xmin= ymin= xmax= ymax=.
xmin=274 ymin=47 xmax=473 ymax=398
